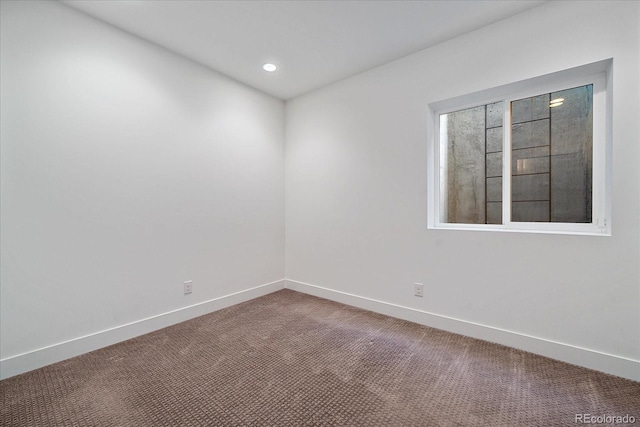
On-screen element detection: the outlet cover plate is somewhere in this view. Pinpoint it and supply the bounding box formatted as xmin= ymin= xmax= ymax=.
xmin=184 ymin=280 xmax=193 ymax=295
xmin=414 ymin=283 xmax=424 ymax=297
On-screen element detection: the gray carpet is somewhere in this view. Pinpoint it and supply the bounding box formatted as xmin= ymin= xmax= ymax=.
xmin=1 ymin=289 xmax=639 ymax=426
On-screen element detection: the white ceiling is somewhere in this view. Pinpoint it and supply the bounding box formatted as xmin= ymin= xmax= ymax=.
xmin=62 ymin=0 xmax=547 ymax=100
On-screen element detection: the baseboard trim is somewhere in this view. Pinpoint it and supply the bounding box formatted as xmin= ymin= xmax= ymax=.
xmin=0 ymin=279 xmax=285 ymax=380
xmin=284 ymin=279 xmax=640 ymax=382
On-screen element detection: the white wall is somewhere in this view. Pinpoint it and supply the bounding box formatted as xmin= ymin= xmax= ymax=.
xmin=285 ymin=1 xmax=640 ymax=380
xmin=1 ymin=1 xmax=284 ymax=378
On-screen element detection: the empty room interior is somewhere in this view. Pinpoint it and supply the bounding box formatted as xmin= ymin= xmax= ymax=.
xmin=1 ymin=0 xmax=639 ymax=425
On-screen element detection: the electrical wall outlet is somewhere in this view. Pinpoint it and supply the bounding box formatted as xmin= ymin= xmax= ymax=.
xmin=414 ymin=283 xmax=424 ymax=297
xmin=184 ymin=280 xmax=193 ymax=295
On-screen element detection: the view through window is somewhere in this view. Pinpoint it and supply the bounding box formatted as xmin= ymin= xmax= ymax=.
xmin=429 ymin=61 xmax=609 ymax=235
xmin=440 ymin=85 xmax=592 ymax=225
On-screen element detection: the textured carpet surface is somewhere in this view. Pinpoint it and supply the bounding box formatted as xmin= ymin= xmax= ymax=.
xmin=1 ymin=289 xmax=639 ymax=426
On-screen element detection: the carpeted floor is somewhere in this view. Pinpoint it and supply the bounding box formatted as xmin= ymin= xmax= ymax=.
xmin=1 ymin=289 xmax=639 ymax=426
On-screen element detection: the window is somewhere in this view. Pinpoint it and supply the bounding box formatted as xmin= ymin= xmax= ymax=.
xmin=428 ymin=60 xmax=611 ymax=235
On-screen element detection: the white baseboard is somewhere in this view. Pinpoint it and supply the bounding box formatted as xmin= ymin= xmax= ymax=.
xmin=0 ymin=279 xmax=285 ymax=380
xmin=284 ymin=279 xmax=640 ymax=382
xmin=4 ymin=278 xmax=638 ymax=382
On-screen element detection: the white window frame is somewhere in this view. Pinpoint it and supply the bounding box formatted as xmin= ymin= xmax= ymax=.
xmin=427 ymin=60 xmax=612 ymax=236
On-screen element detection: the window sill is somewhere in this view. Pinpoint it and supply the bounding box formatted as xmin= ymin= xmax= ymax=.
xmin=428 ymin=223 xmax=610 ymax=236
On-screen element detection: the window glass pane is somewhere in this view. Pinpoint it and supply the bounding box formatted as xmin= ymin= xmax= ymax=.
xmin=429 ymin=62 xmax=608 ymax=234
xmin=439 ymin=102 xmax=503 ymax=224
xmin=510 ymin=85 xmax=592 ymax=223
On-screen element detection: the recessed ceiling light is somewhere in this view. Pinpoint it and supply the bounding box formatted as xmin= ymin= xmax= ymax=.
xmin=262 ymin=63 xmax=277 ymax=72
